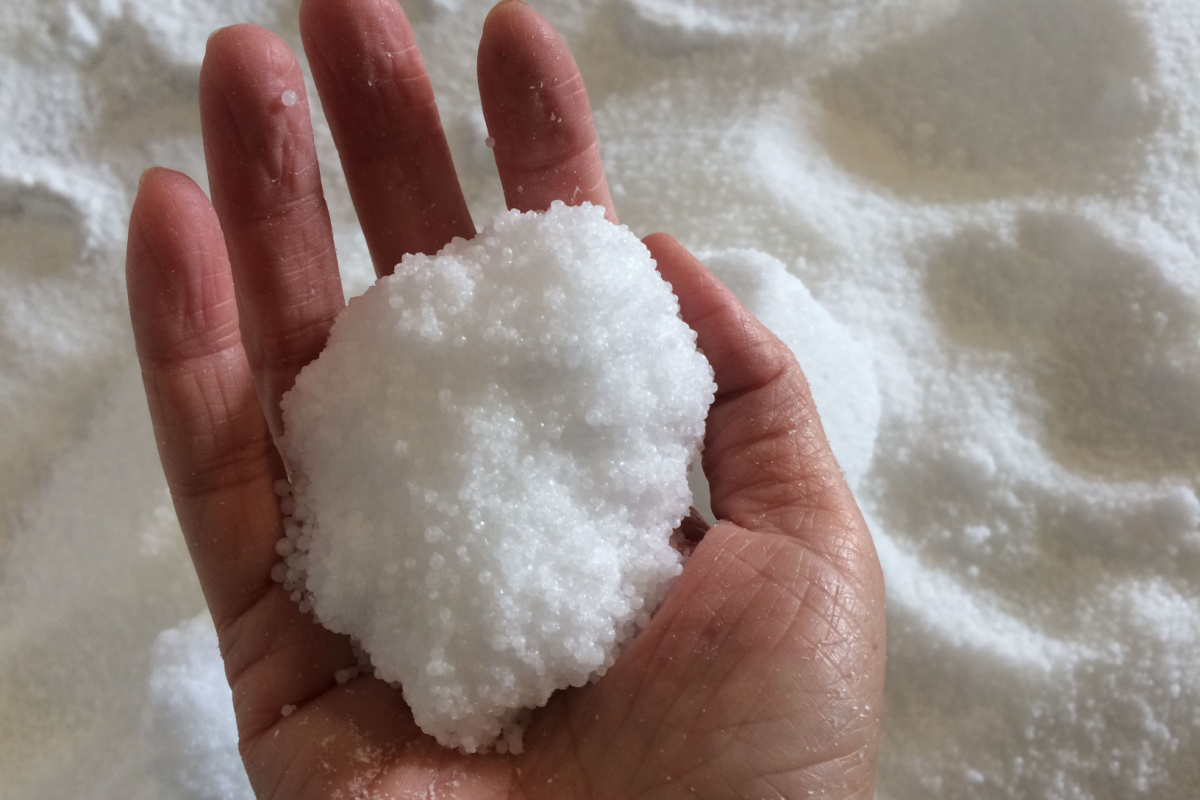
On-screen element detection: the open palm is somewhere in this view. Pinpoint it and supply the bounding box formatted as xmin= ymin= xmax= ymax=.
xmin=126 ymin=1 xmax=885 ymax=797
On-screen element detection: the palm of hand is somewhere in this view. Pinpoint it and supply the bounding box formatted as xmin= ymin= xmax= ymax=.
xmin=126 ymin=1 xmax=885 ymax=798
xmin=236 ymin=524 xmax=880 ymax=799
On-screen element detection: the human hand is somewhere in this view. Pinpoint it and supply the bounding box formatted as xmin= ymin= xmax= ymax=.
xmin=126 ymin=0 xmax=886 ymax=797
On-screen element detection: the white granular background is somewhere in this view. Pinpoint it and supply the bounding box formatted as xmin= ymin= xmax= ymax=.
xmin=279 ymin=202 xmax=713 ymax=753
xmin=2 ymin=0 xmax=1199 ymax=798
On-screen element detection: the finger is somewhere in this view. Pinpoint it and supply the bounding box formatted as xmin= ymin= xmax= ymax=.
xmin=300 ymin=0 xmax=475 ymax=272
xmin=478 ymin=0 xmax=616 ymax=221
xmin=128 ymin=168 xmax=357 ymax=743
xmin=200 ymin=26 xmax=345 ymax=441
xmin=127 ymin=167 xmax=288 ymax=628
xmin=645 ymin=233 xmax=868 ymax=571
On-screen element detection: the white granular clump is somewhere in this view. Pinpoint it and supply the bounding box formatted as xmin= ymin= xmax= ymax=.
xmin=279 ymin=202 xmax=714 ymax=753
xmin=279 ymin=89 xmax=298 ymax=107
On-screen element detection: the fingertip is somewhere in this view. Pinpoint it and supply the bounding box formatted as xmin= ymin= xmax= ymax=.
xmin=300 ymin=0 xmax=414 ymax=50
xmin=136 ymin=166 xmax=156 ymax=191
xmin=645 ymin=233 xmax=703 ymax=308
xmin=643 ymin=235 xmax=808 ymax=458
xmin=298 ymin=0 xmax=425 ymax=113
xmin=133 ymin=167 xmax=175 ymax=224
xmin=199 ymin=22 xmax=325 ymax=229
xmin=478 ymin=0 xmax=568 ymax=97
xmin=201 ymin=24 xmax=305 ymax=107
xmin=199 ymin=27 xmax=311 ymax=156
xmin=203 ymin=24 xmax=267 ymax=67
xmin=644 ymin=232 xmax=690 ymax=277
xmin=297 ymin=0 xmax=341 ymax=52
xmin=478 ymin=0 xmax=615 ymax=219
xmin=644 ymin=233 xmax=729 ymax=327
xmin=204 ymin=22 xmax=286 ymax=54
xmin=126 ymin=168 xmax=236 ymax=367
xmin=643 ymin=231 xmax=678 ymax=251
xmin=130 ymin=169 xmax=210 ymax=247
xmin=136 ymin=165 xmax=198 ymax=193
xmin=128 ymin=168 xmax=164 ymax=284
xmin=479 ymin=0 xmax=564 ymax=95
xmin=482 ymin=0 xmax=542 ymax=42
xmin=296 ymin=0 xmax=325 ymax=31
xmin=127 ymin=166 xmax=214 ymax=267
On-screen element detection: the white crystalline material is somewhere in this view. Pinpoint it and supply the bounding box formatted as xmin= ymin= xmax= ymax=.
xmin=280 ymin=201 xmax=715 ymax=753
xmin=10 ymin=0 xmax=1200 ymax=797
xmin=144 ymin=614 xmax=254 ymax=800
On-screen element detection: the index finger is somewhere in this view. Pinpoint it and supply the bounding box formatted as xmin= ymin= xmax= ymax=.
xmin=300 ymin=0 xmax=476 ymax=273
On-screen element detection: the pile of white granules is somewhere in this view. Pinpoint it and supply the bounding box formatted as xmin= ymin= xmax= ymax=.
xmin=2 ymin=0 xmax=1199 ymax=798
xmin=277 ymin=202 xmax=712 ymax=753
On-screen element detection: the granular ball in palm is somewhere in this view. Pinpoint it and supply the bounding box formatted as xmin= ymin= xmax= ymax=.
xmin=278 ymin=202 xmax=715 ymax=753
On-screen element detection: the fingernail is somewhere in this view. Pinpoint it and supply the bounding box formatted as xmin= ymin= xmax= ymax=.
xmin=137 ymin=167 xmax=158 ymax=191
xmin=206 ymin=25 xmax=232 ymax=49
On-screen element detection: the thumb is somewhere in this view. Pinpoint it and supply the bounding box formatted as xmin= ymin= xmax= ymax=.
xmin=645 ymin=233 xmax=867 ymax=574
